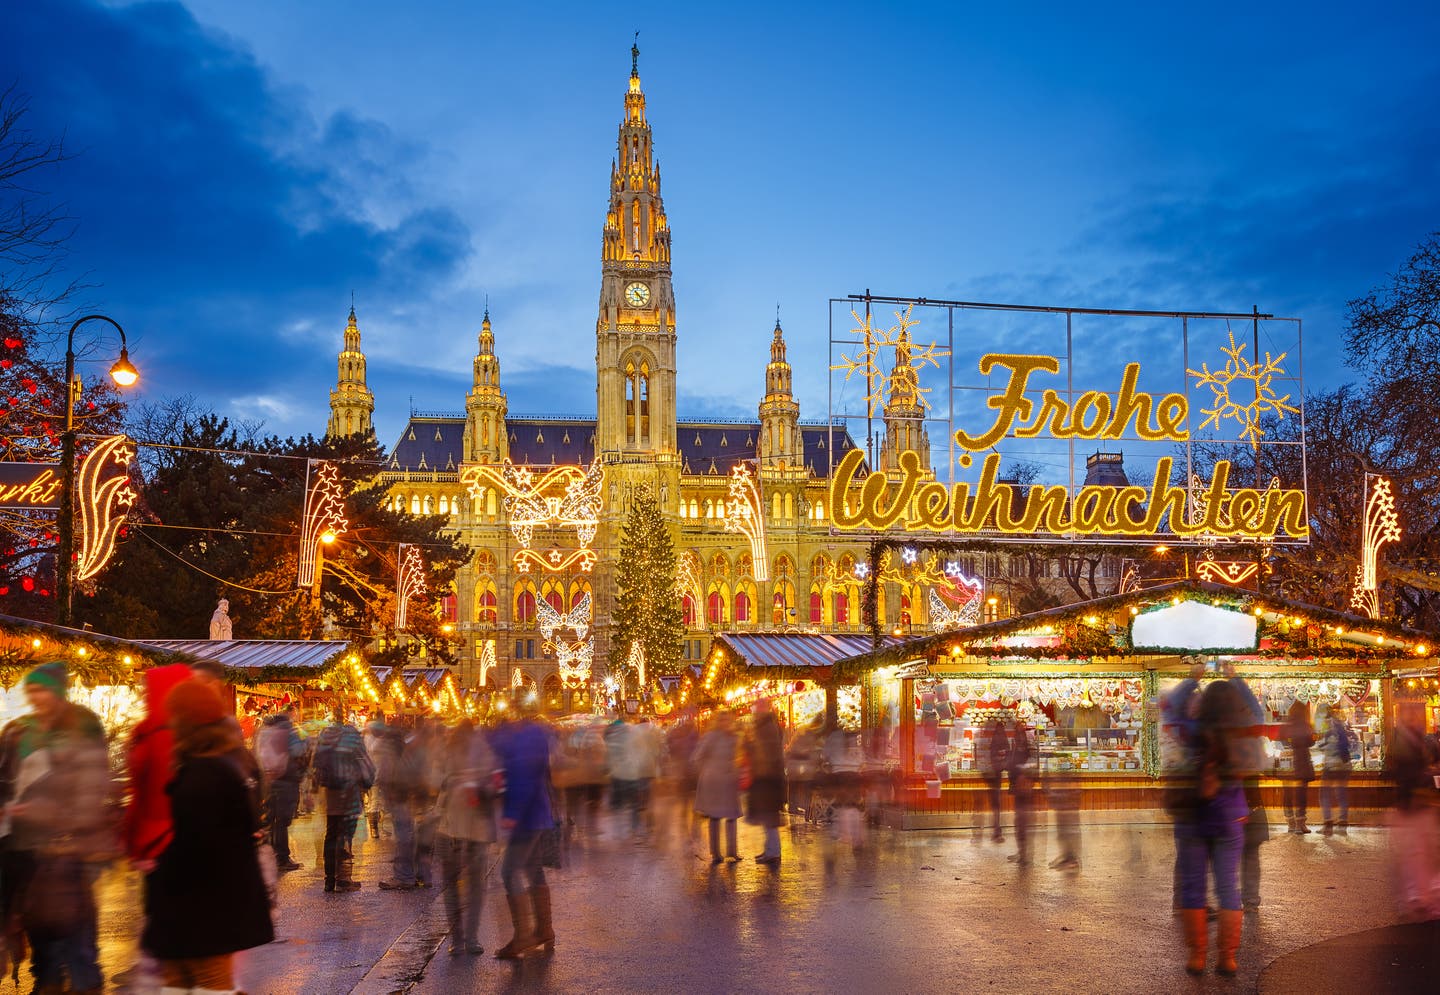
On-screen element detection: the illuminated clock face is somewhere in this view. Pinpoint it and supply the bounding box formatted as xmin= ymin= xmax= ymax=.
xmin=625 ymin=282 xmax=651 ymax=307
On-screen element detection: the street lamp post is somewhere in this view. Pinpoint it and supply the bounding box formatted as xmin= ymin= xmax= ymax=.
xmin=56 ymin=314 xmax=138 ymax=627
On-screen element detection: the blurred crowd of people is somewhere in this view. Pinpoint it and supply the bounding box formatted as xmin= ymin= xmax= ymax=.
xmin=0 ymin=655 xmax=1438 ymax=991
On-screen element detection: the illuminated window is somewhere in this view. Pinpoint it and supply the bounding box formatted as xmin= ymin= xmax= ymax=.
xmin=514 ymin=582 xmax=537 ymax=626
xmin=834 ymin=592 xmax=849 ymax=626
xmin=809 ymin=590 xmax=823 ymax=625
xmin=683 ymin=594 xmax=696 ymax=627
xmin=477 ymin=588 xmax=498 ymax=625
xmin=707 ymin=589 xmax=728 ymax=625
xmin=736 ymin=590 xmax=751 ymax=623
xmin=689 ymin=498 xmax=699 ymax=518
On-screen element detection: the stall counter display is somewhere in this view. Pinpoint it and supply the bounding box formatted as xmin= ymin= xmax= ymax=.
xmin=914 ymin=677 xmax=1146 ymax=778
xmin=1158 ymin=675 xmax=1383 ymax=773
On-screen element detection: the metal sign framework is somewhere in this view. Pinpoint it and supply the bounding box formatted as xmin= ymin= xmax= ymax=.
xmin=827 ymin=293 xmax=1308 ymax=547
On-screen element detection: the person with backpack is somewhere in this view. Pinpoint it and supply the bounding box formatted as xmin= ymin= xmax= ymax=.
xmin=312 ymin=711 xmax=375 ymax=893
xmin=257 ymin=706 xmax=308 ymax=872
xmin=1318 ymin=707 xmax=1354 ymax=837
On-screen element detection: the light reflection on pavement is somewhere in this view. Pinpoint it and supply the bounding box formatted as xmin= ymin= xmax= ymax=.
xmin=91 ymin=801 xmax=1398 ymax=994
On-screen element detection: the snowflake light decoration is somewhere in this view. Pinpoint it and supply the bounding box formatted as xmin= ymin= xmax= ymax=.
xmin=832 ymin=304 xmax=948 ymax=417
xmin=1187 ymin=330 xmax=1300 ymax=448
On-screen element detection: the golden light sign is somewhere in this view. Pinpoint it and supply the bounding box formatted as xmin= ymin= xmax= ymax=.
xmin=828 ymin=351 xmax=1309 ymax=541
xmin=0 ymin=465 xmax=64 ymax=510
xmin=75 ymin=435 xmax=138 ymax=582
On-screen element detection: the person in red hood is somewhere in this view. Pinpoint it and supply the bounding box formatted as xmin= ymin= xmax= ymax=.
xmin=114 ymin=664 xmax=192 ymax=989
xmin=124 ymin=664 xmax=194 ymax=867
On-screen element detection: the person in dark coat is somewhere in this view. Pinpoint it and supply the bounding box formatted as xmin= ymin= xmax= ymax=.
xmin=744 ymin=699 xmax=787 ymax=864
xmin=142 ymin=679 xmax=273 ymax=992
xmin=490 ymin=710 xmax=556 ymax=959
xmin=1283 ymin=700 xmax=1315 ymax=834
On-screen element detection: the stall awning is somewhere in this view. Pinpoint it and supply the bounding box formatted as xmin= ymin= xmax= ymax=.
xmin=831 ymin=580 xmax=1438 ymax=680
xmin=139 ymin=639 xmax=349 ymax=673
xmin=714 ymin=632 xmax=906 ymax=681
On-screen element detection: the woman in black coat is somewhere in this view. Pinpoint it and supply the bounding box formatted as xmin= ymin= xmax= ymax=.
xmin=142 ymin=679 xmax=274 ymax=991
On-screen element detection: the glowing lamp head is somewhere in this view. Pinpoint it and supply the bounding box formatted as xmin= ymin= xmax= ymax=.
xmin=1154 ymin=544 xmax=1169 ymax=555
xmin=108 ymin=348 xmax=139 ymax=387
xmin=987 ymin=597 xmax=999 ymax=606
xmin=891 ymin=626 xmax=903 ymax=638
xmin=441 ymin=623 xmax=455 ymax=634
xmin=320 ymin=531 xmax=337 ymax=545
xmin=1417 ymin=644 xmax=1429 ymax=656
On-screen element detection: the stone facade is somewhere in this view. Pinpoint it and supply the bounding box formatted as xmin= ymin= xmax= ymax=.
xmin=328 ymin=52 xmax=1123 ymax=695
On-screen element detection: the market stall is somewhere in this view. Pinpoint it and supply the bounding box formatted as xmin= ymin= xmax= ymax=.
xmin=834 ymin=581 xmax=1437 ymax=827
xmin=707 ymin=632 xmax=903 ymax=731
xmin=140 ymin=637 xmax=350 ymax=733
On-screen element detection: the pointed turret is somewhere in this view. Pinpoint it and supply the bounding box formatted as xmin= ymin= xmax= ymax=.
xmin=464 ymin=306 xmax=509 ymax=463
xmin=879 ymin=327 xmax=931 ymax=476
xmin=327 ymin=305 xmax=375 ymax=439
xmin=759 ymin=317 xmax=801 ymax=476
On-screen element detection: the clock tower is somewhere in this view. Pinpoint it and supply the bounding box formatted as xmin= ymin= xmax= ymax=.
xmin=595 ymin=42 xmax=678 ymax=469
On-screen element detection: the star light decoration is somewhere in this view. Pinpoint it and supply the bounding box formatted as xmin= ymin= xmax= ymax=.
xmin=832 ymin=304 xmax=948 ymax=417
xmin=74 ymin=435 xmax=138 ymax=582
xmin=477 ymin=638 xmax=497 ymax=687
xmin=721 ymin=462 xmax=768 ymax=581
xmin=1350 ymin=474 xmax=1402 ymax=619
xmin=674 ymin=551 xmax=704 ymax=612
xmin=297 ymin=460 xmax=348 ymax=589
xmin=461 ymin=458 xmax=603 ymax=573
xmin=394 ymin=543 xmax=426 ymax=632
xmin=1187 ymin=330 xmax=1300 ymax=448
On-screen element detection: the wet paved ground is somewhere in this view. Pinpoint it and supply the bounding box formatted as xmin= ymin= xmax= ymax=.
xmin=85 ymin=803 xmax=1423 ymax=994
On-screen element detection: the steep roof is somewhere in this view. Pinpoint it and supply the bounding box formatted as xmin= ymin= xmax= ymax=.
xmin=386 ymin=415 xmax=863 ymax=477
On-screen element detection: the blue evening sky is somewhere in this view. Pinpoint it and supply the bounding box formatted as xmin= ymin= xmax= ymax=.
xmin=3 ymin=0 xmax=1437 ymax=454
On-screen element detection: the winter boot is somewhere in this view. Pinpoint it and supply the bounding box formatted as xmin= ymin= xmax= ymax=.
xmin=1321 ymin=821 xmax=1333 ymax=836
xmin=337 ymin=854 xmax=361 ymax=891
xmin=495 ymin=892 xmax=537 ymax=959
xmin=1216 ymin=909 xmax=1242 ymax=975
xmin=1181 ymin=908 xmax=1208 ymax=975
xmin=532 ymin=885 xmax=555 ymax=952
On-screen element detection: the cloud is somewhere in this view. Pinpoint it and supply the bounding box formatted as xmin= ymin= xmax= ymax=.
xmin=1 ymin=0 xmax=472 ymax=435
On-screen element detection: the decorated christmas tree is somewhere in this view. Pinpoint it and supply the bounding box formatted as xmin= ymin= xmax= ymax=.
xmin=611 ymin=486 xmax=684 ymax=685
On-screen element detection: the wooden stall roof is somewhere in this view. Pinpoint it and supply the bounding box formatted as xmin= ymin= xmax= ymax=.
xmin=714 ymin=632 xmax=907 ymax=683
xmin=139 ymin=639 xmax=349 ymax=674
xmin=833 ymin=580 xmax=1439 ymax=680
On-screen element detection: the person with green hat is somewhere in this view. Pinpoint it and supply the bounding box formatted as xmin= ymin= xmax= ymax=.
xmin=0 ymin=660 xmax=116 ymax=995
